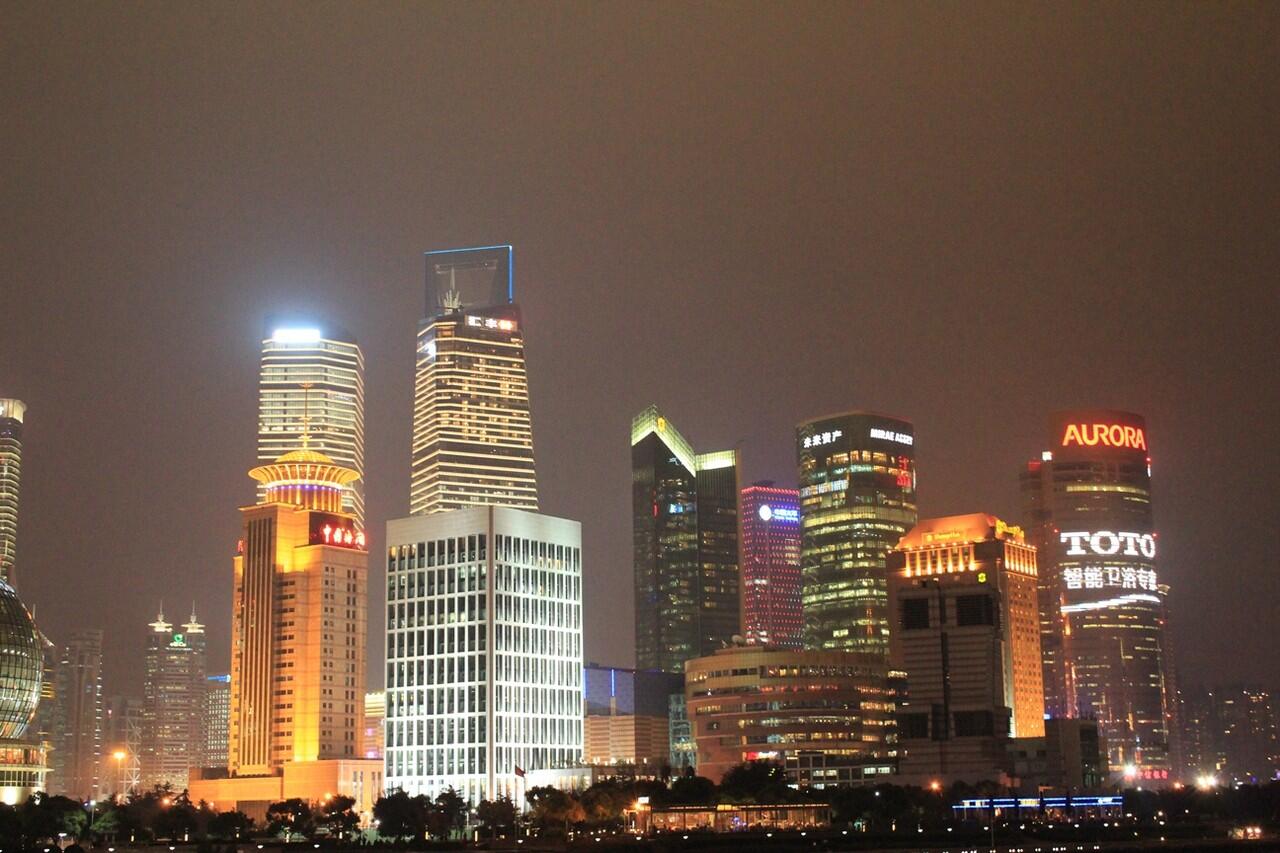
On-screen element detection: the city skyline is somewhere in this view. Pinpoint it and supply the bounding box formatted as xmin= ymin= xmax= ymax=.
xmin=2 ymin=3 xmax=1277 ymax=705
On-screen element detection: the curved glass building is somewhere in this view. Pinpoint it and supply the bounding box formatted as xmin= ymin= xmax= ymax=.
xmin=0 ymin=578 xmax=48 ymax=801
xmin=1022 ymin=409 xmax=1174 ymax=782
xmin=797 ymin=412 xmax=917 ymax=658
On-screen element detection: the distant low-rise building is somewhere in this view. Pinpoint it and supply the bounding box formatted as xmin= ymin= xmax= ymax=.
xmin=684 ymin=644 xmax=895 ymax=787
xmin=362 ymin=691 xmax=384 ymax=760
xmin=584 ymin=665 xmax=680 ymax=770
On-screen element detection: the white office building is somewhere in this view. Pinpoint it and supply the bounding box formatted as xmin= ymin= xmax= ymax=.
xmin=384 ymin=506 xmax=583 ymax=804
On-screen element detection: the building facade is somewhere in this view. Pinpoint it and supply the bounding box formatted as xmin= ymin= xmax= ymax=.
xmin=410 ymin=246 xmax=539 ymax=516
xmin=684 ymin=645 xmax=896 ymax=786
xmin=51 ymin=629 xmax=103 ymax=799
xmin=1022 ymin=410 xmax=1174 ymax=780
xmin=140 ymin=607 xmax=207 ymax=790
xmin=798 ymin=412 xmax=917 ymax=658
xmin=0 ymin=399 xmax=25 ymax=587
xmin=202 ymin=674 xmax=230 ymax=770
xmin=632 ymin=406 xmax=739 ymax=674
xmin=888 ymin=514 xmax=1045 ymax=781
xmin=583 ymin=665 xmax=681 ymax=770
xmin=258 ymin=326 xmax=365 ymax=525
xmin=229 ymin=448 xmax=367 ymax=773
xmin=362 ymin=691 xmax=385 ymax=760
xmin=0 ymin=579 xmax=48 ymax=804
xmin=102 ymin=696 xmax=142 ymax=796
xmin=190 ymin=444 xmax=379 ymax=821
xmin=739 ymin=483 xmax=803 ymax=649
xmin=1180 ymin=685 xmax=1279 ymax=784
xmin=384 ymin=506 xmax=584 ymax=804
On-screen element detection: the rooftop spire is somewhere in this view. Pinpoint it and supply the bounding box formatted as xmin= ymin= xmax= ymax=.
xmin=183 ymin=601 xmax=204 ymax=634
xmin=150 ymin=601 xmax=171 ymax=633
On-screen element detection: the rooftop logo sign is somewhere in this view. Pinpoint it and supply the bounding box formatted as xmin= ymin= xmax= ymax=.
xmin=1062 ymin=422 xmax=1146 ymax=451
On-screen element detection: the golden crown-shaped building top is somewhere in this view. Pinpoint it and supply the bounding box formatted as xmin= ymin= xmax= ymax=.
xmin=248 ymin=446 xmax=360 ymax=514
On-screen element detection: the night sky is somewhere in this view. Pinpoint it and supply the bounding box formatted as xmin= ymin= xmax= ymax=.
xmin=3 ymin=3 xmax=1277 ymax=697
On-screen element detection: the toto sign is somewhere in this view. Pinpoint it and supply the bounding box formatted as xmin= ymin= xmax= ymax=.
xmin=1060 ymin=530 xmax=1157 ymax=559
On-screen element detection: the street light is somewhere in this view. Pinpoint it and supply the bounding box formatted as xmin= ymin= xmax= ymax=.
xmin=112 ymin=750 xmax=127 ymax=799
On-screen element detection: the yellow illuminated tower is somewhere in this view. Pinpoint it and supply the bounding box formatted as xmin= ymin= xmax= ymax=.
xmin=410 ymin=246 xmax=539 ymax=516
xmin=192 ymin=436 xmax=380 ymax=819
xmin=229 ymin=446 xmax=367 ymax=773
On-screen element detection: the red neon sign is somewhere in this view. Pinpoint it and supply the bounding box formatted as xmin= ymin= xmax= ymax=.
xmin=308 ymin=513 xmax=366 ymax=549
xmin=1061 ymin=422 xmax=1146 ymax=451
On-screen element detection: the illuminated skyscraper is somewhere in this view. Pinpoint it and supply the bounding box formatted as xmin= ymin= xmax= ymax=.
xmin=140 ymin=606 xmax=207 ymax=790
xmin=51 ymin=630 xmax=103 ymax=799
xmin=889 ymin=514 xmax=1045 ymax=780
xmin=798 ymin=412 xmax=917 ymax=658
xmin=190 ymin=443 xmax=380 ymax=818
xmin=0 ymin=399 xmax=26 ymax=586
xmin=384 ymin=506 xmax=584 ymax=804
xmin=632 ymin=406 xmax=739 ymax=674
xmin=1022 ymin=410 xmax=1173 ymax=781
xmin=201 ymin=675 xmax=230 ymax=770
xmin=258 ymin=325 xmax=365 ymax=525
xmin=739 ymin=483 xmax=803 ymax=649
xmin=410 ymin=246 xmax=538 ymax=516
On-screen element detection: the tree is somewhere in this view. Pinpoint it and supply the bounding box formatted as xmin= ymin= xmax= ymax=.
xmin=317 ymin=795 xmax=359 ymax=839
xmin=372 ymin=790 xmax=431 ymax=839
xmin=266 ymin=798 xmax=313 ymax=841
xmin=668 ymin=773 xmax=717 ymax=806
xmin=475 ymin=796 xmax=517 ymax=839
xmin=580 ymin=779 xmax=635 ymax=824
xmin=525 ymin=786 xmax=584 ymax=834
xmin=719 ymin=761 xmax=795 ymax=804
xmin=19 ymin=794 xmax=88 ymax=842
xmin=207 ymin=810 xmax=252 ymax=840
xmin=434 ymin=787 xmax=468 ymax=837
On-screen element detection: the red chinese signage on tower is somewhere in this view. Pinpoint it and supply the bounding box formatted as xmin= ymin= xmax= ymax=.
xmin=308 ymin=512 xmax=366 ymax=549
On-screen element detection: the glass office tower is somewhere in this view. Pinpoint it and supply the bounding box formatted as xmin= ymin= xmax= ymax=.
xmin=140 ymin=607 xmax=207 ymax=790
xmin=0 ymin=399 xmax=26 ymax=587
xmin=258 ymin=326 xmax=365 ymax=525
xmin=1022 ymin=409 xmax=1173 ymax=781
xmin=632 ymin=406 xmax=739 ymax=674
xmin=384 ymin=506 xmax=583 ymax=804
xmin=411 ymin=246 xmax=539 ymax=516
xmin=798 ymin=411 xmax=917 ymax=658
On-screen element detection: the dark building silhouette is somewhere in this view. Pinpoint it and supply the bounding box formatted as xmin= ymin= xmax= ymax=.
xmin=632 ymin=406 xmax=739 ymax=674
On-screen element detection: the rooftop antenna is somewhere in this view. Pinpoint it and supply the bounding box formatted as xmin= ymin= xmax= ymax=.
xmin=440 ymin=268 xmax=462 ymax=311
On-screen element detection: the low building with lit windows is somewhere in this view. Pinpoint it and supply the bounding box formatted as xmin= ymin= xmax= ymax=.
xmin=684 ymin=644 xmax=895 ymax=787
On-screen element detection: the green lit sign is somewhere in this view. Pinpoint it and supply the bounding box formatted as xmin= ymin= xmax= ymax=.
xmin=170 ymin=633 xmax=186 ymax=647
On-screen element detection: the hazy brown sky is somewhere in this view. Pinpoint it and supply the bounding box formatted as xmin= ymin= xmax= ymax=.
xmin=3 ymin=2 xmax=1277 ymax=696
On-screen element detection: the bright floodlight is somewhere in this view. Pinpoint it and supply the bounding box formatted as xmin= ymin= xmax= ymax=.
xmin=272 ymin=327 xmax=322 ymax=343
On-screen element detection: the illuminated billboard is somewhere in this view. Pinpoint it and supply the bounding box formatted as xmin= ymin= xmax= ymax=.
xmin=424 ymin=245 xmax=513 ymax=316
xmin=1051 ymin=409 xmax=1148 ymax=460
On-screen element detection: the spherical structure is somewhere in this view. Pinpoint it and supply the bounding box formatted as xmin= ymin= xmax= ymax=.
xmin=0 ymin=581 xmax=41 ymax=740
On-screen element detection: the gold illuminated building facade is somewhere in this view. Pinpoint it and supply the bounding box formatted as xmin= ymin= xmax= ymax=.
xmin=191 ymin=445 xmax=379 ymax=821
xmin=888 ymin=513 xmax=1044 ymax=782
